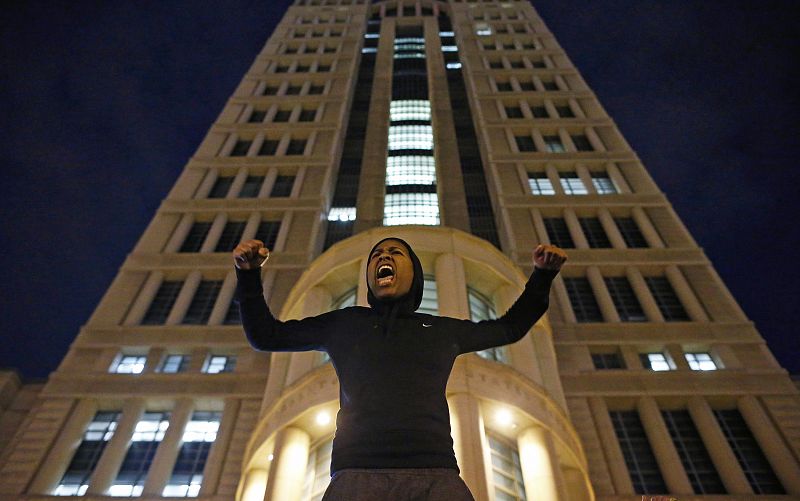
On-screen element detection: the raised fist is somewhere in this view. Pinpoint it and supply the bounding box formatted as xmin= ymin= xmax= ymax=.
xmin=533 ymin=244 xmax=567 ymax=271
xmin=233 ymin=239 xmax=270 ymax=270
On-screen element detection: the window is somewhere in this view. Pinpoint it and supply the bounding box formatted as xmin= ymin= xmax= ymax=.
xmin=388 ymin=125 xmax=434 ymax=151
xmin=640 ymin=353 xmax=671 ymax=371
xmin=609 ymin=411 xmax=668 ymax=494
xmin=159 ymin=355 xmax=189 ymax=374
xmin=273 ymin=110 xmax=291 ymax=122
xmin=299 ymin=108 xmax=317 ymax=122
xmin=333 ymin=289 xmax=356 ymax=310
xmin=317 ymin=64 xmax=331 ymax=72
xmin=182 ymin=280 xmax=222 ymax=325
xmin=645 ymin=277 xmax=690 ymax=321
xmin=518 ymin=81 xmax=535 ymax=91
xmin=239 ymin=175 xmax=265 ymax=198
xmin=296 ymin=64 xmax=310 ymax=73
xmin=302 ymin=438 xmax=333 ymax=501
xmin=489 ymin=60 xmax=503 ymax=69
xmin=383 ymin=193 xmax=440 ymax=226
xmin=662 ymin=410 xmax=726 ymax=494
xmin=505 ymin=106 xmax=523 ymax=118
xmin=543 ymin=135 xmax=565 ymax=153
xmin=286 ymin=139 xmax=307 ymax=155
xmin=203 ymin=355 xmax=236 ymax=374
xmin=390 ymin=100 xmax=431 ymax=122
xmin=615 ymin=218 xmax=648 ymax=248
xmin=248 ymin=109 xmax=266 ymax=123
xmin=605 ymin=277 xmax=646 ymax=322
xmin=328 ymin=207 xmax=356 ymax=222
xmin=469 ymin=289 xmax=508 ymax=364
xmin=142 ymin=281 xmax=183 ymax=325
xmin=214 ymin=222 xmax=246 ymax=253
xmin=223 ymin=298 xmax=240 ymax=325
xmin=496 ymin=81 xmax=513 ymax=92
xmin=684 ymin=353 xmax=718 ymax=371
xmin=262 ymin=85 xmax=278 ymax=96
xmin=556 ymin=105 xmax=574 ymax=118
xmin=591 ymin=172 xmax=618 ymax=194
xmin=207 ymin=176 xmax=233 ymax=199
xmin=531 ymin=106 xmax=548 ymax=118
xmin=229 ymin=140 xmax=251 ymax=157
xmin=487 ymin=432 xmax=527 ymax=501
xmin=179 ymin=223 xmax=211 ymax=253
xmin=418 ymin=276 xmax=439 ymax=315
xmin=258 ymin=139 xmax=280 ymax=156
xmin=572 ymin=135 xmax=593 ymax=151
xmin=162 ymin=412 xmax=221 ymax=497
xmin=714 ymin=409 xmax=785 ymax=494
xmin=514 ymin=135 xmax=536 ymax=152
xmin=542 ymin=80 xmax=559 ymax=91
xmin=55 ymin=412 xmax=120 ymax=496
xmin=110 ymin=412 xmax=170 ymax=497
xmin=579 ymin=218 xmax=611 ymax=248
xmin=559 ymin=172 xmax=587 ymax=194
xmin=386 ymin=156 xmax=436 ymax=186
xmin=592 ymin=352 xmax=624 ymax=369
xmin=274 ymin=65 xmax=289 ymax=73
xmin=563 ymin=277 xmax=602 ymax=322
xmin=509 ymin=60 xmax=525 ymax=69
xmin=254 ymin=221 xmax=281 ymax=250
xmin=270 ymin=175 xmax=295 ymax=197
xmin=308 ymin=84 xmax=325 ymax=95
xmin=286 ymin=85 xmax=302 ymax=95
xmin=543 ymin=217 xmax=575 ymax=248
xmin=528 ymin=173 xmax=554 ymax=195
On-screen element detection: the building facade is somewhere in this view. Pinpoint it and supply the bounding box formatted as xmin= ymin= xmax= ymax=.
xmin=1 ymin=1 xmax=799 ymax=500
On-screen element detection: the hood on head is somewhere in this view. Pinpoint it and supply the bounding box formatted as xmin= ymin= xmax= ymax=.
xmin=366 ymin=237 xmax=424 ymax=314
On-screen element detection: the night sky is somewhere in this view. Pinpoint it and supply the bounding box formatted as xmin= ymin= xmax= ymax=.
xmin=1 ymin=1 xmax=798 ymax=380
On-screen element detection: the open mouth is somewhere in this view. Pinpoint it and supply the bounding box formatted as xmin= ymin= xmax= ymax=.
xmin=376 ymin=264 xmax=396 ymax=287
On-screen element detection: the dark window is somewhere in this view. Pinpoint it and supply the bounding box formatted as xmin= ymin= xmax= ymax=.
xmin=531 ymin=60 xmax=546 ymax=68
xmin=182 ymin=280 xmax=222 ymax=325
xmin=57 ymin=412 xmax=121 ymax=495
xmin=615 ymin=218 xmax=648 ymax=248
xmin=164 ymin=412 xmax=221 ymax=496
xmin=542 ymin=80 xmax=559 ymax=90
xmin=285 ymin=85 xmax=302 ymax=95
xmin=142 ymin=281 xmax=183 ymax=325
xmin=572 ymin=134 xmax=593 ymax=151
xmin=262 ymin=85 xmax=278 ymax=96
xmin=531 ymin=106 xmax=548 ymax=118
xmin=284 ymin=46 xmax=298 ymax=54
xmin=509 ymin=60 xmax=525 ymax=69
xmin=556 ymin=105 xmax=575 ymax=118
xmin=248 ymin=109 xmax=267 ymax=123
xmin=579 ymin=218 xmax=612 ymax=248
xmin=229 ymin=140 xmax=251 ymax=157
xmin=563 ymin=277 xmax=602 ymax=322
xmin=273 ymin=110 xmax=291 ymax=122
xmin=308 ymin=84 xmax=325 ymax=95
xmin=543 ymin=218 xmax=575 ymax=248
xmin=514 ymin=135 xmax=536 ymax=152
xmin=324 ymin=220 xmax=355 ymax=250
xmin=254 ymin=221 xmax=281 ymax=250
xmin=295 ymin=64 xmax=310 ymax=73
xmin=113 ymin=412 xmax=170 ymax=494
xmin=605 ymin=277 xmax=646 ymax=322
xmin=208 ymin=176 xmax=233 ymax=199
xmin=214 ymin=222 xmax=246 ymax=253
xmin=258 ymin=140 xmax=280 ymax=156
xmin=505 ymin=106 xmax=523 ymax=118
xmin=645 ymin=277 xmax=690 ymax=321
xmin=610 ymin=411 xmax=668 ymax=494
xmin=403 ymin=6 xmax=415 ymax=16
xmin=714 ymin=409 xmax=785 ymax=494
xmin=592 ymin=353 xmax=624 ymax=369
xmin=662 ymin=410 xmax=726 ymax=494
xmin=224 ymin=299 xmax=241 ymax=325
xmin=496 ymin=81 xmax=513 ymax=92
xmin=489 ymin=60 xmax=503 ymax=69
xmin=270 ymin=176 xmax=295 ymax=197
xmin=285 ymin=139 xmax=307 ymax=155
xmin=317 ymin=64 xmax=331 ymax=72
xmin=518 ymin=81 xmax=535 ymax=91
xmin=179 ymin=223 xmax=211 ymax=253
xmin=299 ymin=109 xmax=317 ymax=122
xmin=323 ymin=46 xmax=336 ymax=53
xmin=239 ymin=176 xmax=264 ymax=198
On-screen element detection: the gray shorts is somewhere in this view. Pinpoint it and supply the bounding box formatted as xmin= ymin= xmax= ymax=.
xmin=321 ymin=468 xmax=475 ymax=501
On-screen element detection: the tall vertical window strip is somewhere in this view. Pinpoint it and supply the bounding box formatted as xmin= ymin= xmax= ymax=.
xmin=543 ymin=217 xmax=575 ymax=248
xmin=662 ymin=410 xmax=726 ymax=494
xmin=162 ymin=411 xmax=222 ymax=497
xmin=303 ymin=438 xmax=334 ymax=501
xmin=142 ymin=280 xmax=184 ymax=325
xmin=110 ymin=412 xmax=170 ymax=497
xmin=714 ymin=409 xmax=785 ymax=494
xmin=487 ymin=432 xmax=527 ymax=501
xmin=438 ymin=15 xmax=500 ymax=247
xmin=417 ymin=276 xmax=439 ymax=316
xmin=609 ymin=410 xmax=668 ymax=494
xmin=54 ymin=412 xmax=121 ymax=496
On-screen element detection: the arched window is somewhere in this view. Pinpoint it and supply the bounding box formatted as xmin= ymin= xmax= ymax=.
xmin=469 ymin=288 xmax=509 ymax=363
xmin=486 ymin=431 xmax=527 ymax=501
xmin=332 ymin=288 xmax=356 ymax=310
xmin=302 ymin=437 xmax=333 ymax=501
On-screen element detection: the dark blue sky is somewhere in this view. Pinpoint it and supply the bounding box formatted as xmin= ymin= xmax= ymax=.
xmin=1 ymin=1 xmax=798 ymax=379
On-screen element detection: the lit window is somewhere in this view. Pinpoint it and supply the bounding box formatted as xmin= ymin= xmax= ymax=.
xmin=333 ymin=289 xmax=356 ymax=310
xmin=302 ymin=438 xmax=333 ymax=500
xmin=383 ymin=193 xmax=440 ymax=226
xmin=418 ymin=276 xmax=439 ymax=315
xmin=364 ymin=33 xmax=380 ymax=39
xmin=328 ymin=207 xmax=357 ymax=221
xmin=685 ymin=353 xmax=718 ymax=371
xmin=393 ymin=52 xmax=426 ymax=59
xmin=111 ymin=412 xmax=170 ymax=497
xmin=591 ymin=173 xmax=618 ymax=194
xmin=159 ymin=355 xmax=189 ymax=374
xmin=543 ymin=135 xmax=565 ymax=152
xmin=487 ymin=432 xmax=527 ymax=500
xmin=203 ymin=356 xmax=236 ymax=374
xmin=441 ymin=45 xmax=458 ymax=52
xmin=386 ymin=156 xmax=436 ymax=185
xmin=559 ymin=172 xmax=588 ymax=195
xmin=393 ymin=42 xmax=425 ymax=51
xmin=110 ymin=355 xmax=146 ymax=374
xmin=162 ymin=412 xmax=221 ymax=497
xmin=395 ymin=37 xmax=425 ymax=44
xmin=361 ymin=47 xmax=377 ymax=53
xmin=641 ymin=353 xmax=671 ymax=371
xmin=476 ymin=25 xmax=492 ymax=36
xmin=55 ymin=412 xmax=120 ymax=496
xmin=439 ymin=31 xmax=455 ymax=37
xmin=389 ymin=100 xmax=431 ymax=122
xmin=446 ymin=62 xmax=462 ymax=69
xmin=388 ymin=125 xmax=434 ymax=151
xmin=469 ymin=289 xmax=509 ymax=363
xmin=528 ymin=173 xmax=554 ymax=195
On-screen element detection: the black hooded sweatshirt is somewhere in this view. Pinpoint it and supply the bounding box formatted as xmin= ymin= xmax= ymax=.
xmin=235 ymin=238 xmax=558 ymax=473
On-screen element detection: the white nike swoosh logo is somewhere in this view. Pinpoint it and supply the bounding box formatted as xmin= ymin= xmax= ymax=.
xmin=422 ymin=323 xmax=432 ymax=328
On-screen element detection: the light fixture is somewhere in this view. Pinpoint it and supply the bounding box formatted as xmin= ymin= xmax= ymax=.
xmin=496 ymin=408 xmax=513 ymax=426
xmin=316 ymin=411 xmax=331 ymax=426
xmin=267 ymin=453 xmax=274 ymax=461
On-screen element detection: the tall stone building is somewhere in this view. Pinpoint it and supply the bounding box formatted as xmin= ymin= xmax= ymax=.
xmin=1 ymin=1 xmax=798 ymax=500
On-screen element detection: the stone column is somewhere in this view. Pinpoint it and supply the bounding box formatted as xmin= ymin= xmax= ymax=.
xmin=686 ymin=397 xmax=752 ymax=494
xmin=199 ymin=399 xmax=241 ymax=496
xmin=631 ymin=207 xmax=664 ymax=248
xmin=517 ymin=425 xmax=567 ymax=501
xmin=241 ymin=468 xmax=269 ymax=501
xmin=208 ymin=271 xmax=238 ymax=325
xmin=625 ymin=267 xmax=664 ymax=322
xmin=29 ymin=399 xmax=98 ymax=494
xmin=562 ymin=466 xmax=589 ymax=501
xmin=665 ymin=344 xmax=690 ymax=371
xmin=435 ymin=253 xmax=469 ymax=319
xmin=123 ymin=272 xmax=164 ymax=325
xmin=163 ymin=214 xmax=195 ymax=253
xmin=165 ymin=271 xmax=202 ymax=325
xmin=530 ymin=209 xmax=550 ymax=245
xmin=551 ymin=275 xmax=577 ymax=323
xmin=575 ymin=164 xmax=595 ymax=194
xmin=86 ymin=399 xmax=146 ymax=495
xmin=356 ymin=256 xmax=369 ymax=306
xmin=228 ymin=168 xmax=250 ymax=199
xmin=545 ymin=164 xmax=563 ymax=194
xmin=597 ymin=209 xmax=626 ymax=249
xmin=447 ymin=393 xmax=490 ymax=500
xmin=273 ymin=212 xmax=293 ymax=252
xmin=194 ymin=168 xmax=219 ymax=199
xmin=637 ymin=397 xmax=693 ymax=495
xmin=605 ymin=162 xmax=631 ymax=194
xmin=142 ymin=399 xmax=195 ymax=496
xmin=665 ymin=266 xmax=709 ymax=321
xmin=200 ymin=213 xmax=228 ymax=253
xmin=241 ymin=212 xmax=262 ymax=241
xmin=738 ymin=396 xmax=800 ymax=494
xmin=587 ymin=397 xmax=634 ymax=494
xmin=563 ymin=209 xmax=589 ymax=249
xmin=258 ymin=167 xmax=280 ymax=198
xmin=262 ymin=426 xmax=311 ymax=501
xmin=586 ymin=266 xmax=619 ymax=322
